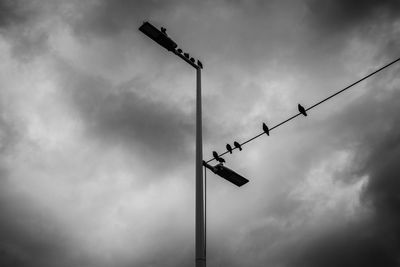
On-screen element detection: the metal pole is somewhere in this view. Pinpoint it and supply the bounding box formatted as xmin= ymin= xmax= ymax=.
xmin=195 ymin=66 xmax=205 ymax=267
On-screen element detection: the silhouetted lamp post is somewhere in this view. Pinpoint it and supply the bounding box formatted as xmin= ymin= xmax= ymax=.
xmin=139 ymin=21 xmax=248 ymax=267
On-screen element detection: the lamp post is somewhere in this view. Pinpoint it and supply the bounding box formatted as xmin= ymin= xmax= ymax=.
xmin=139 ymin=21 xmax=205 ymax=267
xmin=139 ymin=21 xmax=248 ymax=267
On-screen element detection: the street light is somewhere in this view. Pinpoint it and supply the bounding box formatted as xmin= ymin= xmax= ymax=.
xmin=139 ymin=22 xmax=177 ymax=52
xmin=139 ymin=21 xmax=198 ymax=68
xmin=139 ymin=21 xmax=205 ymax=267
xmin=203 ymin=161 xmax=249 ymax=187
xmin=139 ymin=21 xmax=248 ymax=267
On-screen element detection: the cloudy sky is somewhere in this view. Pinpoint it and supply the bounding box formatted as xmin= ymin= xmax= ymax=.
xmin=1 ymin=0 xmax=400 ymax=266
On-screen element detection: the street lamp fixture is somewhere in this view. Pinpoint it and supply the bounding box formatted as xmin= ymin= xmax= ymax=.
xmin=139 ymin=21 xmax=177 ymax=52
xmin=203 ymin=161 xmax=249 ymax=187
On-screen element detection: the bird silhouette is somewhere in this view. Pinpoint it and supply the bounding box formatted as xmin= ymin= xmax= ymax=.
xmin=217 ymin=157 xmax=225 ymax=163
xmin=197 ymin=60 xmax=203 ymax=69
xmin=177 ymin=48 xmax=182 ymax=53
xmin=160 ymin=27 xmax=167 ymax=34
xmin=298 ymin=104 xmax=307 ymax=116
xmin=233 ymin=141 xmax=242 ymax=151
xmin=262 ymin=122 xmax=270 ymax=136
xmin=212 ymin=151 xmax=219 ymax=160
xmin=184 ymin=53 xmax=190 ymax=58
xmin=190 ymin=57 xmax=195 ymax=63
xmin=226 ymin=144 xmax=233 ymax=154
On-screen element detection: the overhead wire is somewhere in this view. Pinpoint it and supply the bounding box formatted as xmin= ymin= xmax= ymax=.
xmin=206 ymin=56 xmax=400 ymax=163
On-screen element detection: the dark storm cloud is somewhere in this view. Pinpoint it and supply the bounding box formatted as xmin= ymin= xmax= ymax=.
xmin=306 ymin=0 xmax=400 ymax=34
xmin=56 ymin=60 xmax=193 ymax=171
xmin=0 ymin=0 xmax=49 ymax=61
xmin=68 ymin=0 xmax=180 ymax=37
xmin=292 ymin=221 xmax=398 ymax=267
xmin=286 ymin=71 xmax=400 ymax=267
xmin=0 ymin=172 xmax=110 ymax=267
xmin=283 ymin=0 xmax=400 ymax=80
xmin=0 ymin=0 xmax=28 ymax=27
xmin=64 ymin=0 xmax=309 ymax=75
xmin=0 ymin=196 xmax=72 ymax=267
xmin=1 ymin=1 xmax=400 ymax=267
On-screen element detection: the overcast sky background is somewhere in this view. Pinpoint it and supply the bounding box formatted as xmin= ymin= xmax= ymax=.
xmin=0 ymin=0 xmax=400 ymax=266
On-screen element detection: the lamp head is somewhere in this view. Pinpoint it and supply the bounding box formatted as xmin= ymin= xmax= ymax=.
xmin=139 ymin=22 xmax=177 ymax=52
xmin=203 ymin=161 xmax=249 ymax=187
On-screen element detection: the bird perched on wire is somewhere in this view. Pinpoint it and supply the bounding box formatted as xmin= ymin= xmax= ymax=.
xmin=226 ymin=144 xmax=233 ymax=154
xmin=298 ymin=104 xmax=307 ymax=116
xmin=212 ymin=151 xmax=225 ymax=164
xmin=233 ymin=141 xmax=242 ymax=151
xmin=197 ymin=60 xmax=203 ymax=69
xmin=262 ymin=122 xmax=270 ymax=136
xmin=161 ymin=27 xmax=167 ymax=35
xmin=212 ymin=151 xmax=219 ymax=160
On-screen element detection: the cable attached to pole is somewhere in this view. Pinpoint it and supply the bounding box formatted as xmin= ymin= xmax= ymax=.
xmin=206 ymin=56 xmax=400 ymax=163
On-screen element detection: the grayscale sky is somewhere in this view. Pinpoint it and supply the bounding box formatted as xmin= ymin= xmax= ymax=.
xmin=0 ymin=1 xmax=400 ymax=266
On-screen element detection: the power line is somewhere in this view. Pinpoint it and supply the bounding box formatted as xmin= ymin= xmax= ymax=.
xmin=206 ymin=56 xmax=400 ymax=163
